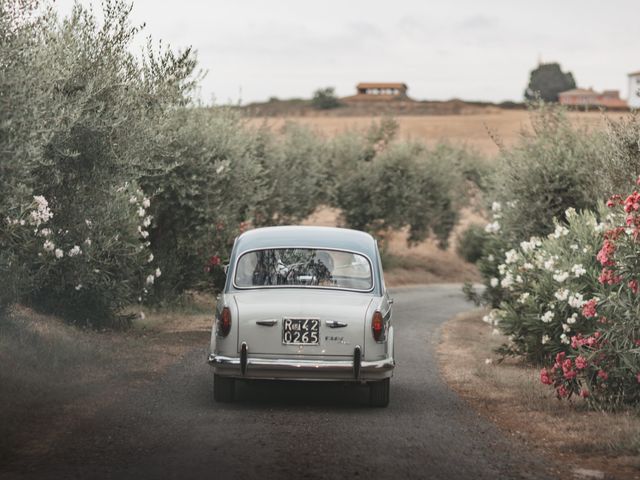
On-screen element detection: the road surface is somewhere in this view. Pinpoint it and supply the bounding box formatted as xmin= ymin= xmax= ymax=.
xmin=2 ymin=285 xmax=554 ymax=480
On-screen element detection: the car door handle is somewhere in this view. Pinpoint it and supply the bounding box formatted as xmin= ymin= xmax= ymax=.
xmin=326 ymin=320 xmax=347 ymax=328
xmin=256 ymin=319 xmax=278 ymax=326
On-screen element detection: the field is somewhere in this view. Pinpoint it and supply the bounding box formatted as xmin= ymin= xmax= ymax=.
xmin=247 ymin=110 xmax=629 ymax=156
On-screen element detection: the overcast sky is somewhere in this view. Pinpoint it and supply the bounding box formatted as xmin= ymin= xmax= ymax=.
xmin=52 ymin=0 xmax=639 ymax=105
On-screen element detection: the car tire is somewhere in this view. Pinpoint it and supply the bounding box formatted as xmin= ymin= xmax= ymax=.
xmin=213 ymin=374 xmax=235 ymax=403
xmin=369 ymin=378 xmax=390 ymax=407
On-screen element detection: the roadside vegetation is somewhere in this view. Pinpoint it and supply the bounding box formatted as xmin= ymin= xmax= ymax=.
xmin=463 ymin=105 xmax=640 ymax=409
xmin=1 ymin=0 xmax=486 ymax=327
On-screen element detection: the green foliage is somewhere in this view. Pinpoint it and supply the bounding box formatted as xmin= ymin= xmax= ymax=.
xmin=492 ymin=105 xmax=605 ymax=243
xmin=524 ymin=62 xmax=576 ymax=102
xmin=311 ymin=87 xmax=341 ymax=110
xmin=456 ymin=224 xmax=489 ymax=264
xmin=0 ymin=0 xmax=195 ymax=325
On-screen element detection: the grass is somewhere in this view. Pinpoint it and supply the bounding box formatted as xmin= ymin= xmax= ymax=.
xmin=438 ymin=310 xmax=640 ymax=478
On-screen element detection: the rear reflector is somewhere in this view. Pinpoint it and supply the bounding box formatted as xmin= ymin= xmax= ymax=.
xmin=372 ymin=311 xmax=384 ymax=341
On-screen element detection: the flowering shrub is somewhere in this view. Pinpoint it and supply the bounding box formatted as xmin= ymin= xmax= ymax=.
xmin=540 ymin=184 xmax=640 ymax=406
xmin=481 ymin=208 xmax=604 ymax=362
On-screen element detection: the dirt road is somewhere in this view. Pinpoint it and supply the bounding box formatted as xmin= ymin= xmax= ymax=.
xmin=1 ymin=285 xmax=556 ymax=480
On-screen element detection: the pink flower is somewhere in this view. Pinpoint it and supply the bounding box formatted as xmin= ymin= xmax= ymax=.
xmin=629 ymin=280 xmax=639 ymax=294
xmin=582 ymin=299 xmax=598 ymax=318
xmin=575 ymin=356 xmax=587 ymax=370
xmin=598 ymin=268 xmax=621 ymax=285
xmin=540 ymin=368 xmax=553 ymax=385
xmin=208 ymin=255 xmax=221 ymax=266
xmin=596 ymin=239 xmax=616 ymax=267
xmin=579 ymin=389 xmax=589 ymax=398
xmin=557 ymin=385 xmax=569 ymax=398
xmin=597 ymin=370 xmax=608 ymax=381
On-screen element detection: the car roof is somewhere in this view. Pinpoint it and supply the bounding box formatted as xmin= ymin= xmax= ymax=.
xmin=234 ymin=226 xmax=377 ymax=258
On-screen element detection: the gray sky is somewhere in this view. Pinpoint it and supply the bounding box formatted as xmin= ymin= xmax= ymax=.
xmin=53 ymin=0 xmax=639 ymax=105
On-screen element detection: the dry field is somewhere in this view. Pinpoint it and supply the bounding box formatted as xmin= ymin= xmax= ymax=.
xmin=438 ymin=310 xmax=640 ymax=480
xmin=248 ymin=110 xmax=630 ymax=157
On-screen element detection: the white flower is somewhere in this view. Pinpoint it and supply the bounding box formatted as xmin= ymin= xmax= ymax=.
xmin=492 ymin=328 xmax=500 ymax=335
xmin=146 ymin=274 xmax=155 ymax=285
xmin=505 ymin=249 xmax=519 ymax=264
xmin=541 ymin=335 xmax=550 ymax=345
xmin=147 ymin=253 xmax=154 ymax=263
xmin=143 ymin=216 xmax=152 ymax=227
xmin=490 ymin=277 xmax=499 ymax=287
xmin=85 ymin=219 xmax=92 ymax=227
xmin=553 ymin=271 xmax=569 ymax=283
xmin=500 ymin=273 xmax=514 ymax=289
xmin=84 ymin=238 xmax=92 ymax=246
xmin=485 ymin=358 xmax=493 ymax=365
xmin=138 ymin=226 xmax=149 ymax=239
xmin=554 ymin=288 xmax=569 ymax=301
xmin=54 ymin=248 xmax=63 ymax=259
xmin=568 ymin=293 xmax=585 ymax=309
xmin=487 ymin=254 xmax=495 ymax=262
xmin=155 ymin=267 xmax=161 ymax=278
xmin=142 ymin=197 xmax=151 ymax=208
xmin=520 ymin=237 xmax=542 ymax=253
xmin=594 ymin=222 xmax=606 ymax=233
xmin=523 ymin=262 xmax=534 ymax=270
xmin=68 ymin=245 xmax=82 ymax=257
xmin=570 ymin=244 xmax=578 ymax=250
xmin=567 ymin=313 xmax=578 ymax=324
xmin=518 ymin=292 xmax=530 ymax=304
xmin=552 ymin=224 xmax=569 ymax=238
xmin=571 ymin=264 xmax=586 ymax=277
xmin=137 ymin=207 xmax=146 ymax=218
xmin=43 ymin=240 xmax=55 ymax=252
xmin=216 ymin=164 xmax=225 ymax=174
xmin=485 ymin=221 xmax=501 ymax=234
xmin=129 ymin=196 xmax=137 ymax=204
xmin=541 ymin=311 xmax=554 ymax=323
xmin=562 ymin=323 xmax=571 ymax=332
xmin=564 ymin=207 xmax=577 ymax=219
xmin=515 ymin=275 xmax=523 ymax=283
xmin=560 ymin=333 xmax=570 ymax=345
xmin=39 ymin=228 xmax=52 ymax=237
xmin=482 ymin=310 xmax=501 ymax=326
xmin=543 ymin=258 xmax=556 ymax=271
xmin=28 ymin=195 xmax=53 ymax=226
xmin=139 ymin=311 xmax=146 ymax=320
xmin=491 ymin=202 xmax=502 ymax=213
xmin=498 ymin=264 xmax=507 ymax=275
xmin=75 ymin=284 xmax=82 ymax=291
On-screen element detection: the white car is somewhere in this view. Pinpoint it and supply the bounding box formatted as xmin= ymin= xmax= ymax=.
xmin=208 ymin=226 xmax=395 ymax=407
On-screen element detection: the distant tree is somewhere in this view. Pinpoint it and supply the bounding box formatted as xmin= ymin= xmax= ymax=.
xmin=524 ymin=63 xmax=576 ymax=102
xmin=311 ymin=87 xmax=341 ymax=109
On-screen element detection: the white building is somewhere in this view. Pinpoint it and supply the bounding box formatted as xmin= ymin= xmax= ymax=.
xmin=629 ymin=71 xmax=640 ymax=109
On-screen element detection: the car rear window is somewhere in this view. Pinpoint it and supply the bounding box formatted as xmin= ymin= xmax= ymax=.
xmin=234 ymin=248 xmax=373 ymax=291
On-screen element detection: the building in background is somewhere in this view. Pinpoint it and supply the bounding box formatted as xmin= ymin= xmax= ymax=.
xmin=558 ymin=88 xmax=627 ymax=109
xmin=629 ymin=71 xmax=640 ymax=109
xmin=342 ymin=82 xmax=410 ymax=102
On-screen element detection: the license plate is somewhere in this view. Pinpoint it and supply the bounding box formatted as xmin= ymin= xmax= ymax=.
xmin=282 ymin=318 xmax=320 ymax=345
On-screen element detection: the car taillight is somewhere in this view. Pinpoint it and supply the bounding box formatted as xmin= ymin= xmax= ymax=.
xmin=372 ymin=311 xmax=384 ymax=341
xmin=218 ymin=307 xmax=232 ymax=337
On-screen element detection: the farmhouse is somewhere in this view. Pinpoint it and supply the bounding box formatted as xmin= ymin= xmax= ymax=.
xmin=558 ymin=88 xmax=627 ymax=109
xmin=342 ymin=82 xmax=411 ymax=102
xmin=629 ymin=71 xmax=640 ymax=109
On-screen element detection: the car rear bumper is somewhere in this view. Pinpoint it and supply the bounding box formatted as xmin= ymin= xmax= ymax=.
xmin=208 ymin=352 xmax=394 ymax=381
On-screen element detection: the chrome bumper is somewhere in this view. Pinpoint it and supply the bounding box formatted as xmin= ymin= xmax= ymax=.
xmin=208 ymin=353 xmax=394 ymax=381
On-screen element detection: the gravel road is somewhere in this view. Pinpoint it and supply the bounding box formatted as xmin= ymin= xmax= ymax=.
xmin=2 ymin=284 xmax=555 ymax=480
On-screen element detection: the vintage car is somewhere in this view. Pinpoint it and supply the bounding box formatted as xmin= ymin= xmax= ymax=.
xmin=208 ymin=226 xmax=395 ymax=407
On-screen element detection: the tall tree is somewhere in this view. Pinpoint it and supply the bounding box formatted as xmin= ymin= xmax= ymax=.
xmin=524 ymin=63 xmax=576 ymax=102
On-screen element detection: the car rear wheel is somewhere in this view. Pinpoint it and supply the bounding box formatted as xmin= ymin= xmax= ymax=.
xmin=369 ymin=378 xmax=390 ymax=407
xmin=213 ymin=374 xmax=235 ymax=403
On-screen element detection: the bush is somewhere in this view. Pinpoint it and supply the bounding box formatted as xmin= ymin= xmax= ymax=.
xmin=0 ymin=1 xmax=195 ymax=325
xmin=491 ymin=105 xmax=605 ymax=243
xmin=311 ymin=87 xmax=341 ymax=110
xmin=456 ymin=225 xmax=489 ymax=263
